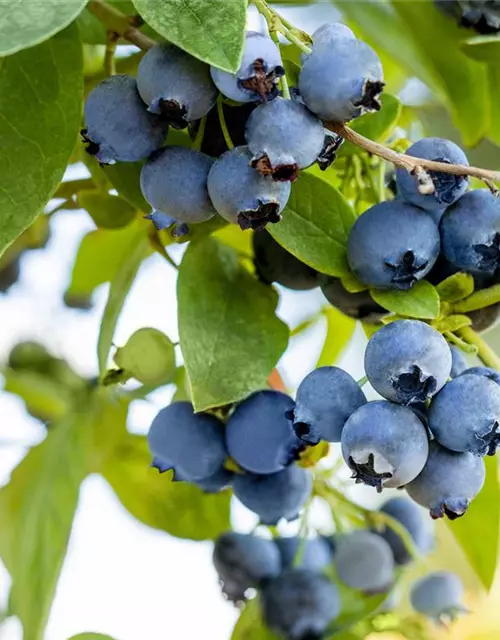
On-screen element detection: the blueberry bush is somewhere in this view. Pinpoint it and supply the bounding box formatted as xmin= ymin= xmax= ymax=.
xmin=3 ymin=1 xmax=500 ymax=639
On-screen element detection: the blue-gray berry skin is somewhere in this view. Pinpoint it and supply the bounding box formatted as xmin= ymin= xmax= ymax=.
xmin=207 ymin=146 xmax=290 ymax=231
xmin=140 ymin=146 xmax=216 ymax=229
xmin=460 ymin=365 xmax=500 ymax=386
xmin=428 ymin=375 xmax=500 ymax=456
xmin=347 ymin=200 xmax=440 ymax=290
xmin=435 ymin=0 xmax=500 ymax=34
xmin=410 ymin=571 xmax=467 ymax=622
xmin=147 ymin=402 xmax=227 ymax=481
xmin=299 ymin=38 xmax=384 ymax=123
xmin=210 ymin=31 xmax=284 ymax=103
xmin=396 ymin=138 xmax=469 ymax=212
xmin=136 ymin=44 xmax=217 ymax=128
xmin=275 ymin=536 xmax=333 ymax=571
xmin=291 ymin=366 xmax=367 ymax=445
xmin=320 ymin=277 xmax=385 ymax=322
xmin=440 ymin=189 xmax=500 ymax=277
xmin=253 ymin=230 xmax=319 ymax=291
xmin=245 ymin=98 xmax=325 ymax=182
xmin=406 ymin=441 xmax=485 ymax=519
xmin=194 ymin=467 xmax=233 ymax=493
xmin=450 ymin=346 xmax=468 ymax=377
xmin=335 ymin=531 xmax=394 ymax=593
xmin=82 ymin=75 xmax=169 ymax=165
xmin=377 ymin=497 xmax=434 ymax=566
xmin=341 ymin=401 xmax=429 ymax=492
xmin=232 ymin=465 xmax=312 ymax=525
xmin=365 ymin=320 xmax=452 ymax=405
xmin=312 ymin=22 xmax=356 ymax=46
xmin=213 ymin=532 xmax=282 ymax=603
xmin=261 ymin=569 xmax=341 ymax=640
xmin=226 ymin=390 xmax=302 ymax=475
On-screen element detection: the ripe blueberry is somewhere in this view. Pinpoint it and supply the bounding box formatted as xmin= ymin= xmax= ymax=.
xmin=136 ymin=43 xmax=217 ymax=128
xmin=207 ymin=145 xmax=291 ymax=231
xmin=275 ymin=536 xmax=333 ymax=571
xmin=347 ymin=200 xmax=440 ymax=290
xmin=410 ymin=571 xmax=468 ymax=622
xmin=291 ymin=366 xmax=367 ymax=445
xmin=147 ymin=402 xmax=227 ymax=481
xmin=82 ymin=75 xmax=169 ymax=165
xmin=334 ymin=531 xmax=394 ymax=593
xmin=210 ymin=31 xmax=284 ymax=103
xmin=232 ymin=465 xmax=312 ymax=525
xmin=320 ymin=277 xmax=385 ymax=322
xmin=396 ymin=138 xmax=469 ymax=212
xmin=341 ymin=400 xmax=429 ymax=492
xmin=460 ymin=365 xmax=500 ymax=387
xmin=226 ymin=390 xmax=302 ymax=475
xmin=406 ymin=441 xmax=485 ymax=519
xmin=435 ymin=0 xmax=500 ymax=34
xmin=450 ymin=346 xmax=468 ymax=377
xmin=194 ymin=468 xmax=234 ymax=493
xmin=364 ymin=320 xmax=452 ymax=405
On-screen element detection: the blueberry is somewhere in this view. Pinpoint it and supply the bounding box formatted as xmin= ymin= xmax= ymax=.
xmin=261 ymin=568 xmax=341 ymax=640
xmin=334 ymin=531 xmax=394 ymax=593
xmin=82 ymin=75 xmax=169 ymax=165
xmin=315 ymin=131 xmax=344 ymax=171
xmin=429 ymin=374 xmax=500 ymax=455
xmin=376 ymin=497 xmax=434 ymax=566
xmin=396 ymin=138 xmax=469 ymax=212
xmin=312 ymin=22 xmax=356 ymax=47
xmin=299 ymin=38 xmax=384 ymax=123
xmin=213 ymin=532 xmax=281 ymax=603
xmin=232 ymin=465 xmax=312 ymax=525
xmin=210 ymin=31 xmax=284 ymax=103
xmin=435 ymin=0 xmax=500 ymax=34
xmin=189 ymin=102 xmax=257 ymax=157
xmin=291 ymin=366 xmax=367 ymax=445
xmin=245 ymin=98 xmax=325 ymax=182
xmin=226 ymin=390 xmax=302 ymax=475
xmin=320 ymin=277 xmax=385 ymax=322
xmin=406 ymin=441 xmax=485 ymax=519
xmin=365 ymin=320 xmax=452 ymax=405
xmin=450 ymin=346 xmax=468 ymax=377
xmin=147 ymin=402 xmax=227 ymax=481
xmin=347 ymin=200 xmax=440 ymax=290
xmin=207 ymin=146 xmax=291 ymax=231
xmin=253 ymin=229 xmax=319 ymax=291
xmin=341 ymin=400 xmax=429 ymax=492
xmin=136 ymin=44 xmax=217 ymax=128
xmin=440 ymin=189 xmax=500 ymax=277
xmin=275 ymin=536 xmax=333 ymax=571
xmin=469 ymin=303 xmax=500 ymax=332
xmin=193 ymin=467 xmax=234 ymax=493
xmin=140 ymin=146 xmax=216 ymax=231
xmin=460 ymin=365 xmax=500 ymax=386
xmin=410 ymin=571 xmax=467 ymax=622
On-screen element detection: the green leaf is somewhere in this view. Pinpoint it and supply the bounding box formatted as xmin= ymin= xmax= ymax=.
xmin=0 ymin=410 xmax=93 ymax=639
xmin=178 ymin=238 xmax=289 ymax=411
xmin=0 ymin=24 xmax=83 ymax=256
xmin=0 ymin=0 xmax=87 ymax=55
xmin=102 ymin=162 xmax=150 ymax=213
xmin=77 ymin=191 xmax=137 ymax=229
xmin=268 ymin=173 xmax=356 ymax=277
xmin=433 ymin=314 xmax=471 ymax=334
xmin=317 ymin=308 xmax=356 ymax=368
xmin=132 ymin=0 xmax=248 ymax=72
xmin=97 ymin=224 xmax=151 ymax=374
xmin=461 ymin=35 xmax=500 ymax=62
xmin=231 ymin=598 xmax=280 ymax=640
xmin=436 ymin=272 xmax=475 ymax=302
xmin=447 ymin=455 xmax=499 ymax=590
xmin=103 ymin=434 xmax=231 ymax=540
xmin=343 ymin=94 xmax=402 ymax=154
xmin=66 ymin=219 xmax=150 ymax=300
xmin=370 ymin=281 xmax=440 ymax=320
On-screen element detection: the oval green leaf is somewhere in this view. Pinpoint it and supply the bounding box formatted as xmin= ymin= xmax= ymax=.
xmin=461 ymin=35 xmax=500 ymax=62
xmin=370 ymin=280 xmax=440 ymax=320
xmin=269 ymin=173 xmax=356 ymax=277
xmin=178 ymin=237 xmax=289 ymax=411
xmin=436 ymin=271 xmax=474 ymax=302
xmin=78 ymin=191 xmax=137 ymax=229
xmin=132 ymin=0 xmax=248 ymax=72
xmin=0 ymin=0 xmax=87 ymax=55
xmin=0 ymin=24 xmax=83 ymax=256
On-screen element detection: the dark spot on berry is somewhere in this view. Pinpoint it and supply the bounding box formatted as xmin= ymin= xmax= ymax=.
xmin=80 ymin=128 xmax=100 ymax=158
xmin=393 ymin=365 xmax=437 ymax=405
xmin=428 ymin=157 xmax=467 ymax=205
xmin=348 ymin=453 xmax=392 ymax=493
xmin=158 ymin=99 xmax=188 ymax=129
xmin=474 ymin=232 xmax=500 ymax=274
xmin=316 ymin=132 xmax=344 ymax=171
xmin=237 ymin=202 xmax=282 ymax=231
xmin=238 ymin=59 xmax=285 ymax=102
xmin=474 ymin=420 xmax=500 ymax=456
xmin=385 ymin=250 xmax=428 ymax=289
xmin=251 ymin=154 xmax=299 ymax=182
xmin=354 ymin=80 xmax=385 ymax=112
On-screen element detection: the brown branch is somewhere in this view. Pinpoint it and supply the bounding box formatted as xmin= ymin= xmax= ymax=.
xmin=328 ymin=122 xmax=500 ymax=191
xmin=88 ymin=0 xmax=155 ymax=51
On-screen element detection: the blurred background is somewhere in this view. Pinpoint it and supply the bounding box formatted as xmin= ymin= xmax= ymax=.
xmin=2 ymin=1 xmax=500 ymax=639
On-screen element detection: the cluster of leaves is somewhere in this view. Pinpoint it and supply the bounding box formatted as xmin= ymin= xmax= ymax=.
xmin=1 ymin=1 xmax=500 ymax=640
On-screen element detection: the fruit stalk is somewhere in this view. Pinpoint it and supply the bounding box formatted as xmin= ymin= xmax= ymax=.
xmin=253 ymin=0 xmax=312 ymax=55
xmin=452 ymin=284 xmax=500 ymax=313
xmin=88 ymin=0 xmax=155 ymax=51
xmin=457 ymin=326 xmax=500 ymax=370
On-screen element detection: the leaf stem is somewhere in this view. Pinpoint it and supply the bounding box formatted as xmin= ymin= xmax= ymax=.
xmin=452 ymin=284 xmax=500 ymax=313
xmin=457 ymin=326 xmax=500 ymax=370
xmin=216 ymin=95 xmax=234 ymax=150
xmin=357 ymin=375 xmax=368 ymax=388
xmin=88 ymin=0 xmax=155 ymax=51
xmin=192 ymin=115 xmax=207 ymax=151
xmin=104 ymin=30 xmax=118 ymax=75
xmin=253 ymin=0 xmax=312 ymax=54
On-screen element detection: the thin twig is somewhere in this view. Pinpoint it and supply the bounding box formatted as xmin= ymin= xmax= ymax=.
xmin=88 ymin=0 xmax=155 ymax=51
xmin=104 ymin=30 xmax=119 ymax=76
xmin=457 ymin=326 xmax=500 ymax=370
xmin=217 ymin=95 xmax=234 ymax=150
xmin=328 ymin=123 xmax=500 ymax=187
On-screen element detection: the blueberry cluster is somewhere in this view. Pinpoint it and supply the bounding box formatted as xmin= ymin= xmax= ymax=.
xmin=212 ymin=499 xmax=465 ymax=637
xmin=435 ymin=0 xmax=500 ymax=33
xmin=82 ymin=26 xmax=384 ymax=235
